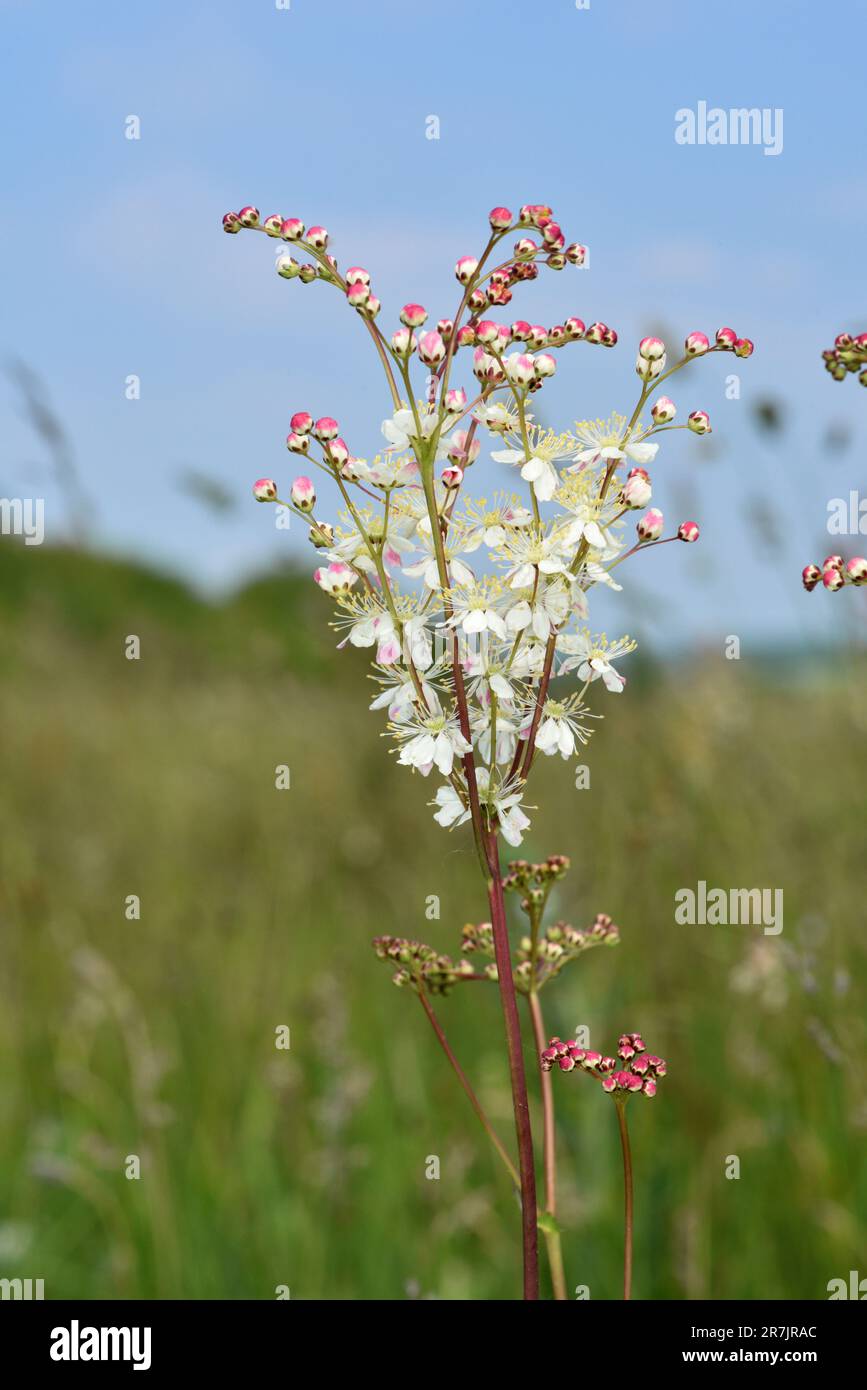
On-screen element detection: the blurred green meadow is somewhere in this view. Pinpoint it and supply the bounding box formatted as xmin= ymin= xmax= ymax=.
xmin=1 ymin=538 xmax=865 ymax=1301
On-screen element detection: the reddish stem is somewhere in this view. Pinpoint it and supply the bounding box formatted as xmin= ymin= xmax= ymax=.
xmin=485 ymin=828 xmax=539 ymax=1300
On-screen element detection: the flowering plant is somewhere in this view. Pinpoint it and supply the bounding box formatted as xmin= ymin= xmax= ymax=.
xmin=224 ymin=198 xmax=753 ymax=1299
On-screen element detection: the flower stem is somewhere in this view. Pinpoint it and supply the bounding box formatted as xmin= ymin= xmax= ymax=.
xmin=416 ymin=989 xmax=521 ymax=1192
xmin=485 ymin=828 xmax=539 ymax=1300
xmin=527 ymin=989 xmax=567 ymax=1300
xmin=615 ymin=1099 xmax=634 ymax=1300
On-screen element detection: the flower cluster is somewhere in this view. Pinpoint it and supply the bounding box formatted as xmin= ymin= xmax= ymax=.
xmin=227 ymin=201 xmax=753 ymax=849
xmin=372 ymin=935 xmax=475 ymax=996
xmin=821 ymin=331 xmax=867 ymax=386
xmin=461 ymin=912 xmax=619 ymax=992
xmin=541 ymin=1033 xmax=666 ymax=1098
xmin=802 ymin=553 xmax=867 ymax=593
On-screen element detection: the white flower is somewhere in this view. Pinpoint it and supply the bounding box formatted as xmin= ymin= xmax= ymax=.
xmin=382 ymin=407 xmax=439 ymax=453
xmin=370 ymin=668 xmax=438 ymax=720
xmin=394 ymin=711 xmax=472 ymax=777
xmin=521 ymin=696 xmax=598 ymax=760
xmin=471 ymin=705 xmax=521 ymax=766
xmin=492 ymin=447 xmax=559 ymax=503
xmin=557 ymin=632 xmax=636 ymax=692
xmin=431 ymin=769 xmax=531 ymax=846
xmin=495 ymin=526 xmax=573 ymax=589
xmin=403 ymin=528 xmax=475 ymax=590
xmin=460 ymin=495 xmax=533 ymax=552
xmin=445 ymin=583 xmax=508 ymax=639
xmin=570 ymin=414 xmax=659 ymax=468
xmin=505 ymin=578 xmax=571 ymax=641
xmin=474 ymin=401 xmax=522 ymax=433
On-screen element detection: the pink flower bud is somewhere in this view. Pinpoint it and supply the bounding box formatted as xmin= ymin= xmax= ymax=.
xmin=684 ymin=331 xmax=710 ymax=356
xmin=456 ymin=325 xmax=476 ymax=348
xmin=314 ymin=562 xmax=356 ymax=595
xmin=263 ymin=214 xmax=283 ymax=238
xmin=325 ymin=438 xmax=348 ymax=467
xmin=290 ymin=412 xmax=313 ymax=435
xmin=400 ymin=302 xmax=427 ymax=328
xmin=276 ymin=254 xmax=300 ymax=279
xmin=391 ymin=327 xmax=416 ymax=356
xmin=639 ymin=336 xmax=666 ymax=360
xmin=622 ymin=469 xmax=652 ymax=509
xmin=286 ymin=431 xmax=309 ymax=454
xmin=643 ymin=1079 xmax=657 ymax=1097
xmin=475 ymin=319 xmax=501 ymax=345
xmin=441 ymin=465 xmax=463 ymax=489
xmin=846 ymin=556 xmax=867 ymax=584
xmin=677 ymin=521 xmax=700 ymax=543
xmin=584 ymin=321 xmax=611 ymax=345
xmin=238 ymin=206 xmax=260 ymax=227
xmin=534 ymin=352 xmax=557 ymax=379
xmin=468 ymin=288 xmax=489 ymax=313
xmin=801 ymin=564 xmax=822 ymax=591
xmin=344 ymin=266 xmax=370 ymax=286
xmin=651 ymin=395 xmax=676 ymax=423
xmin=637 ymin=508 xmax=664 ymax=542
xmin=548 ymin=325 xmax=567 ymax=346
xmin=253 ymin=477 xmax=277 ymax=502
xmin=314 ymin=416 xmax=339 ymax=442
xmin=823 ymin=567 xmax=844 ymax=591
xmin=346 ymin=281 xmax=369 ymax=308
xmin=222 ymin=211 xmax=242 ymax=234
xmin=298 ymin=264 xmax=317 ymax=283
xmin=564 ymin=316 xmax=585 ymax=340
xmin=526 ymin=324 xmax=548 ymax=349
xmin=601 ymin=1077 xmax=617 ymax=1093
xmin=305 ymin=225 xmax=329 ymax=250
xmin=363 ymin=295 xmax=381 ymax=319
xmin=446 ymin=430 xmax=480 ymax=465
xmin=823 ymin=554 xmax=844 ymax=571
xmin=437 ymin=318 xmax=454 ymax=339
xmin=687 ymin=410 xmax=711 ymax=435
xmin=715 ymin=326 xmax=738 ymax=349
xmin=513 ymin=237 xmax=538 ymax=261
xmin=565 ymin=242 xmax=587 ymax=266
xmin=505 ymin=352 xmax=536 ymax=387
xmin=455 ymin=255 xmax=479 ymax=285
xmin=418 ymin=330 xmax=446 ymax=366
xmin=444 ymin=388 xmax=467 ymax=414
xmin=541 ymin=220 xmax=564 ymax=248
xmin=489 ymin=205 xmax=513 ymax=230
xmin=290 ymin=476 xmax=315 ymax=511
xmin=734 ymin=337 xmax=755 ymax=358
xmin=281 ymin=217 xmax=305 ymax=240
xmin=473 ymin=348 xmax=504 ymax=383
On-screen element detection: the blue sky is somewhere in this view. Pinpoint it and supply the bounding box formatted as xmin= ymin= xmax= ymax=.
xmin=4 ymin=0 xmax=867 ymax=649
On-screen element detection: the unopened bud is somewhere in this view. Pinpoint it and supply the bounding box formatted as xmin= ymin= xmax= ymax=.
xmin=637 ymin=508 xmax=664 ymax=542
xmin=687 ymin=410 xmax=711 ymax=434
xmin=651 ymin=395 xmax=676 ymax=423
xmin=253 ymin=477 xmax=277 ymax=502
xmin=290 ymin=477 xmax=315 ymax=511
xmin=677 ymin=520 xmax=700 ymax=543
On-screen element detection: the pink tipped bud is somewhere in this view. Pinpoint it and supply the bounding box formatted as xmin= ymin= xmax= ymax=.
xmin=263 ymin=214 xmax=283 ymax=238
xmin=526 ymin=324 xmax=548 ymax=349
xmin=475 ymin=319 xmax=501 ymax=345
xmin=363 ymin=294 xmax=381 ymax=319
xmin=565 ymin=242 xmax=587 ymax=266
xmin=314 ymin=416 xmax=339 ymax=442
xmin=456 ymin=325 xmax=476 ymax=348
xmin=846 ymin=556 xmax=867 ymax=584
xmin=639 ymin=336 xmax=666 ymax=360
xmin=489 ymin=205 xmax=513 ymax=230
xmin=276 ymin=254 xmax=300 ymax=279
xmin=298 ymin=264 xmax=317 ymax=283
xmin=305 ymin=225 xmax=329 ymax=250
xmin=677 ymin=520 xmax=700 ymax=543
xmin=651 ymin=395 xmax=676 ymax=424
xmin=505 ymin=352 xmax=536 ymax=387
xmin=534 ymin=352 xmax=557 ymax=379
xmin=687 ymin=409 xmax=711 ymax=435
xmin=823 ymin=554 xmax=844 ymax=571
xmin=513 ymin=237 xmax=538 ymax=261
xmin=437 ymin=318 xmax=454 ymax=339
xmin=286 ymin=431 xmax=309 ymax=454
xmin=563 ymin=316 xmax=585 ymax=341
xmin=280 ymin=217 xmax=305 ymax=240
xmin=391 ymin=327 xmax=416 ymax=356
xmin=346 ymin=280 xmax=369 ymax=308
xmin=734 ymin=337 xmax=755 ymax=358
xmin=344 ymin=266 xmax=370 ymax=286
xmin=823 ymin=566 xmax=844 ymax=591
xmin=290 ymin=477 xmax=315 ymax=511
xmin=455 ymin=255 xmax=479 ymax=285
xmin=238 ymin=206 xmax=260 ymax=227
xmin=313 ymin=561 xmax=356 ymax=595
xmin=548 ymin=324 xmax=567 ymax=346
xmin=715 ymin=326 xmax=738 ymax=349
xmin=418 ymin=330 xmax=446 ymax=366
xmin=468 ymin=288 xmax=489 ymax=313
xmin=400 ymin=303 xmax=427 ymax=328
xmin=446 ymin=430 xmax=480 ymax=466
xmin=326 ymin=438 xmax=349 ymax=467
xmin=801 ymin=563 xmax=822 ymax=592
xmin=290 ymin=412 xmax=313 ymax=435
xmin=643 ymin=1079 xmax=657 ymax=1097
xmin=222 ymin=211 xmax=242 ymax=234
xmin=445 ymin=387 xmax=467 ymax=414
xmin=541 ymin=220 xmax=564 ymax=247
xmin=637 ymin=508 xmax=664 ymax=542
xmin=622 ymin=469 xmax=652 ymax=509
xmin=253 ymin=477 xmax=277 ymax=502
xmin=441 ymin=465 xmax=463 ymax=489
xmin=601 ymin=1077 xmax=617 ymax=1093
xmin=684 ymin=331 xmax=710 ymax=357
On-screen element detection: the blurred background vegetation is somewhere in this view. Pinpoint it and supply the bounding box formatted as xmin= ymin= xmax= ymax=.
xmin=1 ymin=535 xmax=865 ymax=1300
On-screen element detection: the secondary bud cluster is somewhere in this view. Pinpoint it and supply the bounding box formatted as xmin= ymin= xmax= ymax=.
xmin=372 ymin=935 xmax=473 ymax=996
xmin=541 ymin=1033 xmax=666 ymax=1098
xmin=460 ymin=910 xmax=619 ymax=993
xmin=821 ymin=331 xmax=867 ymax=386
xmin=802 ymin=553 xmax=867 ymax=592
